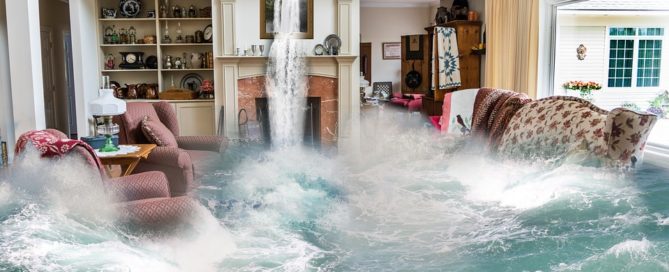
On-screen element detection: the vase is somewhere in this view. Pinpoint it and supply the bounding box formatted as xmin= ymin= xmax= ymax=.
xmin=579 ymin=89 xmax=593 ymax=102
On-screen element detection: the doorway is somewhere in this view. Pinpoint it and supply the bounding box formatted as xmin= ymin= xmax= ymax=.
xmin=39 ymin=0 xmax=73 ymax=136
xmin=360 ymin=42 xmax=372 ymax=83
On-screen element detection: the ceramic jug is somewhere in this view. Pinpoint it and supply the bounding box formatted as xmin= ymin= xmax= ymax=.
xmin=190 ymin=52 xmax=202 ymax=69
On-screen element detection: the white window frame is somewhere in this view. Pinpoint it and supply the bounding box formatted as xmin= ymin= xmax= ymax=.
xmin=605 ymin=26 xmax=665 ymax=89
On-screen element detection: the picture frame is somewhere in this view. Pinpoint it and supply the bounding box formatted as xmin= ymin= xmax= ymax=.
xmin=260 ymin=0 xmax=313 ymax=39
xmin=382 ymin=42 xmax=401 ymax=60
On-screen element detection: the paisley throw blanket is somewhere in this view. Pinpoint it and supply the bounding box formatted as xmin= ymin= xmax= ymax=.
xmin=431 ymin=27 xmax=462 ymax=90
xmin=15 ymin=130 xmax=104 ymax=173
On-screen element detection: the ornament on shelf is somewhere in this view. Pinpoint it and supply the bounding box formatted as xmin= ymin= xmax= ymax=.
xmin=188 ymin=5 xmax=197 ymax=18
xmin=162 ymin=21 xmax=172 ymax=44
xmin=175 ymin=22 xmax=184 ymax=43
xmin=105 ymin=54 xmax=115 ymax=70
xmin=128 ymin=26 xmax=137 ymax=44
xmin=159 ymin=0 xmax=169 ymax=18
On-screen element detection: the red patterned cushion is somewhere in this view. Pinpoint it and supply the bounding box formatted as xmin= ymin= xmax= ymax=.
xmin=141 ymin=116 xmax=178 ymax=147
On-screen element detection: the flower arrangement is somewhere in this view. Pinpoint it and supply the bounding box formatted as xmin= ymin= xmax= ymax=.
xmin=562 ymin=80 xmax=602 ymax=100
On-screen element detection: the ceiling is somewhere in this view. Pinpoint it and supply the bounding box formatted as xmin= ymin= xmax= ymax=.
xmin=361 ymin=0 xmax=440 ymax=8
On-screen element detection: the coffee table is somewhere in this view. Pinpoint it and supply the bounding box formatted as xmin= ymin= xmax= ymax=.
xmin=98 ymin=144 xmax=156 ymax=177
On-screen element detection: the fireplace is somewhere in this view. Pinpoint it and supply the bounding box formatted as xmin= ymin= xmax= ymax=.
xmin=254 ymin=97 xmax=321 ymax=147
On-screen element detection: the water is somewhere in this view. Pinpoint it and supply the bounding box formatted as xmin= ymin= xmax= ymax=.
xmin=1 ymin=113 xmax=669 ymax=271
xmin=265 ymin=0 xmax=308 ymax=147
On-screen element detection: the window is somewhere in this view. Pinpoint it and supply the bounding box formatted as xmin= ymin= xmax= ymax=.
xmin=607 ymin=27 xmax=664 ymax=88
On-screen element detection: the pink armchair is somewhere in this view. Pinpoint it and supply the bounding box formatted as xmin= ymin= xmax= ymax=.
xmin=114 ymin=101 xmax=227 ymax=196
xmin=16 ymin=129 xmax=196 ymax=228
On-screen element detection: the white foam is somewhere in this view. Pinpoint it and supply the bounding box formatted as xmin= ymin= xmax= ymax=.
xmin=606 ymin=238 xmax=653 ymax=258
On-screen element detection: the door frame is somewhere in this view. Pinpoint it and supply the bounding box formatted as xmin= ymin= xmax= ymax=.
xmin=360 ymin=42 xmax=372 ymax=83
xmin=40 ymin=26 xmax=58 ymax=129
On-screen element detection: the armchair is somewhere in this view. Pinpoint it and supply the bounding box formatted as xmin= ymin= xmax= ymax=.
xmin=15 ymin=129 xmax=196 ymax=228
xmin=114 ymin=101 xmax=227 ymax=196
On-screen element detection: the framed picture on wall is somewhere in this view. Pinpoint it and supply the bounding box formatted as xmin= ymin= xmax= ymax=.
xmin=260 ymin=0 xmax=314 ymax=39
xmin=382 ymin=42 xmax=401 ymax=60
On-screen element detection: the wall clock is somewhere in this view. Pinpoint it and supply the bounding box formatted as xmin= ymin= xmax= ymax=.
xmin=203 ymin=24 xmax=213 ymax=43
xmin=119 ymin=51 xmax=145 ymax=69
xmin=119 ymin=0 xmax=142 ymax=18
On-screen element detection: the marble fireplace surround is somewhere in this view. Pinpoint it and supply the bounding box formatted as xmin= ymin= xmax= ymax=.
xmin=238 ymin=75 xmax=338 ymax=145
xmin=215 ymin=56 xmax=357 ymax=143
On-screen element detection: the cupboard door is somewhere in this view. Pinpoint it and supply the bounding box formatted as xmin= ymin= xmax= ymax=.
xmin=174 ymin=102 xmax=215 ymax=136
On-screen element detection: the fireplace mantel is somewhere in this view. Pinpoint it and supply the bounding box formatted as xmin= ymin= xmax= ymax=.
xmin=216 ymin=56 xmax=357 ymax=79
xmin=214 ymin=55 xmax=357 ymax=140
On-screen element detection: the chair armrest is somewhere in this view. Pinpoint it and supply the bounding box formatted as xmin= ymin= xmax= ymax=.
xmin=176 ymin=135 xmax=227 ymax=152
xmin=145 ymin=146 xmax=192 ymax=168
xmin=105 ymin=171 xmax=171 ymax=201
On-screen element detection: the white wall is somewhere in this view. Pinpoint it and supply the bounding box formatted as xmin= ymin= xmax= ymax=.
xmin=235 ymin=0 xmax=338 ymax=55
xmin=556 ymin=12 xmax=669 ymax=110
xmin=361 ymin=6 xmax=432 ymax=92
xmin=69 ymin=0 xmax=99 ymax=137
xmin=39 ymin=0 xmax=71 ymax=134
xmin=0 ymin=0 xmax=15 ymax=154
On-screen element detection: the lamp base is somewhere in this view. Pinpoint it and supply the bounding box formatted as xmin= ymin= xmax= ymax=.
xmin=99 ymin=134 xmax=119 ymax=152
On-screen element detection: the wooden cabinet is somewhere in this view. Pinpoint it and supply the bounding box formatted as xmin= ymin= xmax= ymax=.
xmin=174 ymin=102 xmax=215 ymax=136
xmin=425 ymin=21 xmax=482 ymax=96
xmin=401 ymin=35 xmax=431 ymax=94
xmin=422 ymin=96 xmax=443 ymax=117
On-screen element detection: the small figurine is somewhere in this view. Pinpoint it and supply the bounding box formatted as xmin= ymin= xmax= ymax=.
xmin=174 ymin=57 xmax=183 ymax=69
xmin=188 ymin=5 xmax=197 ymax=18
xmin=164 ymin=55 xmax=172 ymax=69
xmin=128 ymin=26 xmax=137 ymax=44
xmin=105 ymin=54 xmax=115 ymax=70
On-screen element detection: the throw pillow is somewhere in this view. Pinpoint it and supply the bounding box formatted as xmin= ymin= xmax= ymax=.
xmin=141 ymin=116 xmax=178 ymax=147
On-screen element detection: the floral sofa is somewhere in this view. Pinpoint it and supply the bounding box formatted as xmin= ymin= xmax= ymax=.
xmin=496 ymin=96 xmax=657 ymax=168
xmin=440 ymin=88 xmax=660 ymax=169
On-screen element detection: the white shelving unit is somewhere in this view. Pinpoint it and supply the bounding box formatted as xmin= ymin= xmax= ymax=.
xmin=96 ymin=0 xmax=217 ymax=136
xmin=96 ymin=0 xmax=214 ymax=96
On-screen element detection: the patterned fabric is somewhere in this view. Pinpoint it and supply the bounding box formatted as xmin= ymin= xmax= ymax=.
xmin=439 ymin=88 xmax=479 ymax=134
xmin=176 ymin=135 xmax=227 ymax=152
xmin=141 ymin=116 xmax=178 ymax=147
xmin=14 ymin=130 xmax=104 ymax=174
xmin=431 ymin=27 xmax=461 ymax=90
xmin=470 ymin=88 xmax=515 ymax=138
xmin=487 ymin=93 xmax=532 ymax=150
xmin=152 ymin=101 xmax=180 ymax=136
xmin=106 ymin=171 xmax=171 ymax=202
xmin=116 ymin=102 xmax=162 ymax=144
xmin=498 ymin=96 xmax=657 ymax=167
xmin=604 ymin=108 xmax=657 ymax=168
xmin=118 ymin=196 xmax=196 ymax=228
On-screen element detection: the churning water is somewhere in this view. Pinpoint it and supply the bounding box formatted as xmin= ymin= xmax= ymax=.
xmin=2 ymin=111 xmax=669 ymax=271
xmin=265 ymin=0 xmax=308 ymax=147
xmin=2 ymin=0 xmax=669 ymax=269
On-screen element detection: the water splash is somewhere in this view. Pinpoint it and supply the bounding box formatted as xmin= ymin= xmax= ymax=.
xmin=265 ymin=0 xmax=308 ymax=147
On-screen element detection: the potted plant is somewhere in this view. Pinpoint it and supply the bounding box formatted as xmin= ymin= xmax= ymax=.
xmin=562 ymin=80 xmax=602 ymax=101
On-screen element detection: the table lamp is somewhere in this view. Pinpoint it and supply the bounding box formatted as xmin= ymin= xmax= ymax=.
xmin=89 ymin=76 xmax=126 ymax=152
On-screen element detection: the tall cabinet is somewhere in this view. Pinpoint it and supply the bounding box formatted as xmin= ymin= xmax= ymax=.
xmin=96 ymin=0 xmax=215 ymax=135
xmin=422 ymin=20 xmax=482 ymax=116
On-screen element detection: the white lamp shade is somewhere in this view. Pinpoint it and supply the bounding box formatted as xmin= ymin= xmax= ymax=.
xmin=89 ymin=89 xmax=127 ymax=116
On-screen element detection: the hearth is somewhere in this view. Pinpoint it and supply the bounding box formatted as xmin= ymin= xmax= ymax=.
xmin=255 ymin=97 xmax=321 ymax=147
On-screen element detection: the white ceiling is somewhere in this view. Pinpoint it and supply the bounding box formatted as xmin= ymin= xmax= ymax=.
xmin=361 ymin=0 xmax=440 ymax=8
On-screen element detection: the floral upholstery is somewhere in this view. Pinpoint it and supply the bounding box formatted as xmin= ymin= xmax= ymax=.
xmin=498 ymin=96 xmax=657 ymax=168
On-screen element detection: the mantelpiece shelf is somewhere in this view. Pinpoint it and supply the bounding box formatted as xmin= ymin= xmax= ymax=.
xmin=160 ymin=43 xmax=213 ymax=46
xmin=102 ymin=69 xmax=159 ymax=72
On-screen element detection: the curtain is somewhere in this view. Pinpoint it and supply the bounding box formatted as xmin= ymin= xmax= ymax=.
xmin=484 ymin=0 xmax=540 ymax=98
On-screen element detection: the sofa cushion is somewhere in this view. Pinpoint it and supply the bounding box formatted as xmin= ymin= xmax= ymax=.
xmin=605 ymin=108 xmax=657 ymax=167
xmin=439 ymin=88 xmax=479 ymax=134
xmin=141 ymin=116 xmax=178 ymax=147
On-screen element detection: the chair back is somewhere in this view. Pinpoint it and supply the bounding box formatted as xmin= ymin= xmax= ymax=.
xmin=116 ymin=101 xmax=180 ymax=144
xmin=373 ymin=82 xmax=393 ymax=99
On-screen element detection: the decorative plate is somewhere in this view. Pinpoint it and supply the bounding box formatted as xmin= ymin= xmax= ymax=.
xmin=119 ymin=0 xmax=142 ymax=18
xmin=313 ymin=44 xmax=326 ymax=56
xmin=180 ymin=73 xmax=203 ymax=91
xmin=323 ymin=34 xmax=341 ymax=54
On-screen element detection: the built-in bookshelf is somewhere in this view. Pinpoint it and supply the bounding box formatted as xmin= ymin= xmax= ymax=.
xmin=96 ymin=0 xmax=214 ymax=100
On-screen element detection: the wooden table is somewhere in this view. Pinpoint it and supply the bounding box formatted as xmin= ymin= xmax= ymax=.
xmin=98 ymin=144 xmax=156 ymax=177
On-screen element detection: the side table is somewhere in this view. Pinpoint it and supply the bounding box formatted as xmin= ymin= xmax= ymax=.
xmin=98 ymin=144 xmax=156 ymax=177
